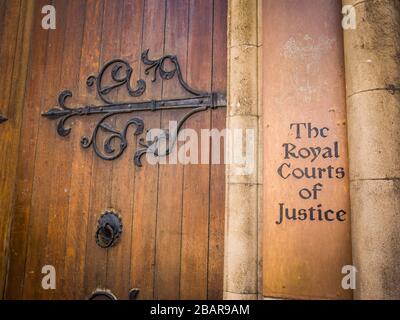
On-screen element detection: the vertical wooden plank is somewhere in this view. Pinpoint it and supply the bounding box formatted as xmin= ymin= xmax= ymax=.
xmin=40 ymin=0 xmax=86 ymax=300
xmin=22 ymin=0 xmax=68 ymax=299
xmin=180 ymin=0 xmax=213 ymax=300
xmin=0 ymin=0 xmax=33 ymax=298
xmin=130 ymin=0 xmax=166 ymax=300
xmin=0 ymin=0 xmax=7 ymax=47
xmin=0 ymin=0 xmax=22 ymax=297
xmin=84 ymin=0 xmax=123 ymax=297
xmin=106 ymin=0 xmax=144 ymax=300
xmin=61 ymin=0 xmax=103 ymax=300
xmin=154 ymin=0 xmax=189 ymax=300
xmin=207 ymin=0 xmax=226 ymax=300
xmin=0 ymin=0 xmax=19 ymax=110
xmin=5 ymin=0 xmax=49 ymax=300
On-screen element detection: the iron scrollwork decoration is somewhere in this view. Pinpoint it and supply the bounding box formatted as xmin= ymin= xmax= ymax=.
xmin=0 ymin=114 xmax=7 ymax=124
xmin=42 ymin=49 xmax=226 ymax=167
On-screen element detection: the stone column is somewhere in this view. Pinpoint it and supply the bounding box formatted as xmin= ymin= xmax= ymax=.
xmin=224 ymin=0 xmax=263 ymax=300
xmin=343 ymin=0 xmax=400 ymax=299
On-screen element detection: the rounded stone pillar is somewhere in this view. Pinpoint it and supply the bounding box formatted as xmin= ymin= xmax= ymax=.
xmin=224 ymin=0 xmax=263 ymax=300
xmin=343 ymin=0 xmax=400 ymax=299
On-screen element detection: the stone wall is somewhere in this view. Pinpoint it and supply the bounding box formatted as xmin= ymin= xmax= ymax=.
xmin=225 ymin=0 xmax=400 ymax=300
xmin=224 ymin=0 xmax=263 ymax=300
xmin=343 ymin=0 xmax=400 ymax=299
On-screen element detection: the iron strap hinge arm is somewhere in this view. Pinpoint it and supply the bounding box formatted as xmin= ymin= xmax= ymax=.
xmin=42 ymin=93 xmax=226 ymax=119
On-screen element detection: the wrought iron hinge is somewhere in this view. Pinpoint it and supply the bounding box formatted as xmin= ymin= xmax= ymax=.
xmin=42 ymin=49 xmax=226 ymax=167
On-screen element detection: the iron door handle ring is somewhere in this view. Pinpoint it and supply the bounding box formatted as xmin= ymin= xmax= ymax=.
xmin=95 ymin=210 xmax=123 ymax=248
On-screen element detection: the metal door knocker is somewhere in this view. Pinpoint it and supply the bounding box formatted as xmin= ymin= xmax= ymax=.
xmin=96 ymin=210 xmax=122 ymax=248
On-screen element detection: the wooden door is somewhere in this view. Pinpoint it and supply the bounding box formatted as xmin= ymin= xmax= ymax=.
xmin=3 ymin=0 xmax=226 ymax=300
